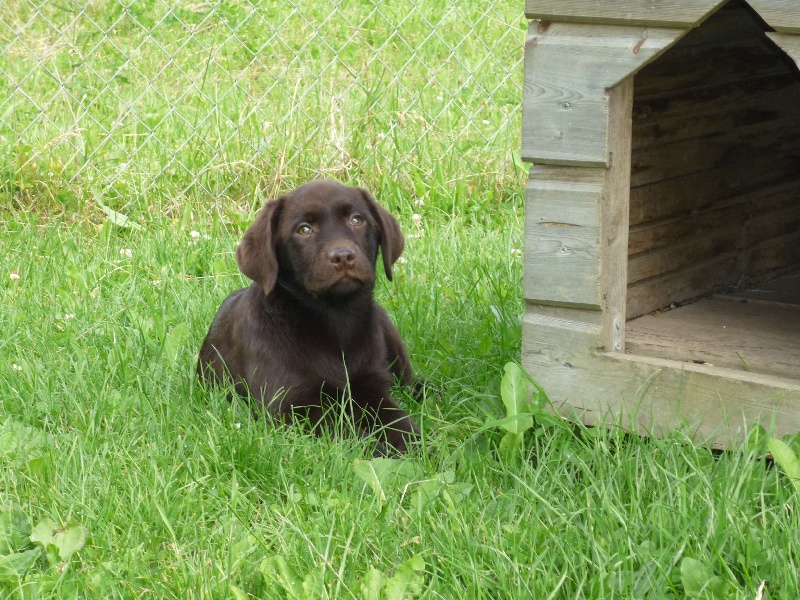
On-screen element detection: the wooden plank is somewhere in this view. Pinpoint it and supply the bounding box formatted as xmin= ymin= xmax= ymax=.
xmin=521 ymin=308 xmax=800 ymax=449
xmin=744 ymin=230 xmax=800 ymax=275
xmin=767 ymin=32 xmax=800 ymax=66
xmin=625 ymin=297 xmax=800 ymax=380
xmin=633 ymin=40 xmax=792 ymax=102
xmin=627 ymin=227 xmax=800 ymax=318
xmin=523 ymin=166 xmax=604 ymax=307
xmin=662 ymin=1 xmax=766 ymax=48
xmin=630 ymin=117 xmax=800 ymax=187
xmin=626 ymin=253 xmax=739 ymax=318
xmin=628 ymin=153 xmax=800 ymax=227
xmin=726 ymin=272 xmax=800 ymax=306
xmin=628 ymin=185 xmax=799 ymax=255
xmin=522 ymin=22 xmax=683 ymax=166
xmin=745 ymin=202 xmax=800 ymax=248
xmin=749 ymin=1 xmax=800 ymax=33
xmin=628 ymin=194 xmax=800 ymax=285
xmin=599 ymin=78 xmax=633 ymax=352
xmin=632 ymin=77 xmax=800 ymax=149
xmin=628 ymin=225 xmax=739 ymax=285
xmin=525 ymin=0 xmax=726 ymax=27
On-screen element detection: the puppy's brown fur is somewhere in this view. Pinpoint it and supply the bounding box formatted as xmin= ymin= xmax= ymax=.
xmin=197 ymin=180 xmax=419 ymax=454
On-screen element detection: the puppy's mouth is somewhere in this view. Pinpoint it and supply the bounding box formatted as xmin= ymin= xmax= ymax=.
xmin=325 ymin=276 xmax=366 ymax=295
xmin=326 ymin=268 xmax=374 ymax=292
xmin=302 ymin=269 xmax=372 ymax=297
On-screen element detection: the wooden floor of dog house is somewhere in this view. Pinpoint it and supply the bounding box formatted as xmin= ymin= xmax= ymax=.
xmin=625 ymin=271 xmax=800 ymax=381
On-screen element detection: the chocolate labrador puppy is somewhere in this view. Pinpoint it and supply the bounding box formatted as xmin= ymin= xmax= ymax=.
xmin=197 ymin=180 xmax=419 ymax=454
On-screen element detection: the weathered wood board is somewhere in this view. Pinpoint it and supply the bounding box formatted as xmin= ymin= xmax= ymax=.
xmin=768 ymin=33 xmax=800 ymax=66
xmin=522 ymin=22 xmax=681 ymax=166
xmin=525 ymin=0 xmax=727 ymax=27
xmin=522 ymin=306 xmax=800 ymax=448
xmin=625 ymin=0 xmax=800 ymax=316
xmin=725 ymin=272 xmax=800 ymax=306
xmin=749 ymin=1 xmax=800 ymax=33
xmin=626 ymin=296 xmax=800 ymax=380
xmin=524 ymin=166 xmax=603 ymax=307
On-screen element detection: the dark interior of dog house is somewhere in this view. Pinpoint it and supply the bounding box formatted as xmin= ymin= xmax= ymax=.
xmin=623 ymin=0 xmax=800 ymax=381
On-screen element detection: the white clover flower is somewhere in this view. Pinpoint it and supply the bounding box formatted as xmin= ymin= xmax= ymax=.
xmin=12 ymin=364 xmax=22 ymax=372
xmin=9 ymin=270 xmax=20 ymax=281
xmin=414 ymin=198 xmax=425 ymax=207
xmin=397 ymin=256 xmax=407 ymax=265
xmin=411 ymin=213 xmax=422 ymax=226
xmin=482 ymin=119 xmax=490 ymax=125
xmin=190 ymin=230 xmax=201 ymax=239
xmin=120 ymin=249 xmax=132 ymax=258
xmin=64 ymin=313 xmax=75 ymax=320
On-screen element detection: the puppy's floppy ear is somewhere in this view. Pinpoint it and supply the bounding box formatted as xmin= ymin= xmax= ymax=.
xmin=360 ymin=188 xmax=404 ymax=282
xmin=236 ymin=198 xmax=283 ymax=295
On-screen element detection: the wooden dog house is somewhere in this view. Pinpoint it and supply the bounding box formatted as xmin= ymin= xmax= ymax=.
xmin=521 ymin=0 xmax=800 ymax=447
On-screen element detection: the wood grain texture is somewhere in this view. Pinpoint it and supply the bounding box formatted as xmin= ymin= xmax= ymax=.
xmin=598 ymin=78 xmax=633 ymax=352
xmin=768 ymin=33 xmax=800 ymax=66
xmin=522 ymin=307 xmax=800 ymax=449
xmin=749 ymin=1 xmax=800 ymax=33
xmin=522 ymin=22 xmax=682 ymax=166
xmin=625 ymin=0 xmax=800 ymax=314
xmin=725 ymin=272 xmax=800 ymax=306
xmin=525 ymin=0 xmax=727 ymax=27
xmin=626 ymin=254 xmax=739 ymax=319
xmin=523 ymin=165 xmax=604 ymax=307
xmin=626 ymin=296 xmax=800 ymax=380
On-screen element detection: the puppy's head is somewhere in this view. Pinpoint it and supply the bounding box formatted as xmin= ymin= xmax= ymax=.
xmin=236 ymin=180 xmax=404 ymax=299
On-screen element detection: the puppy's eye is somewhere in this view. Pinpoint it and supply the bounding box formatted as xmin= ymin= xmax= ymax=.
xmin=350 ymin=215 xmax=365 ymax=227
xmin=296 ymin=224 xmax=313 ymax=236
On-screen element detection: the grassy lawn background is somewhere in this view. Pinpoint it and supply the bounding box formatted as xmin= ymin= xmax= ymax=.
xmin=2 ymin=1 xmax=800 ymax=598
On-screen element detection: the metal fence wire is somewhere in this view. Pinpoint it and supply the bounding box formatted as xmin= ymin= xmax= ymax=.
xmin=0 ymin=1 xmax=524 ymax=210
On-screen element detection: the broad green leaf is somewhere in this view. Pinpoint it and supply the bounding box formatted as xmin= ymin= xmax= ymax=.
xmin=499 ymin=363 xmax=532 ymax=435
xmin=302 ymin=565 xmax=326 ymax=598
xmin=0 ymin=549 xmax=41 ymax=584
xmin=0 ymin=506 xmax=32 ymax=555
xmin=680 ymin=558 xmax=738 ymax=599
xmin=94 ymin=194 xmax=143 ymax=231
xmin=353 ymin=459 xmax=424 ymax=507
xmin=498 ymin=432 xmax=523 ymax=463
xmin=413 ymin=479 xmax=443 ymax=514
xmin=0 ymin=418 xmax=51 ymax=469
xmin=164 ymin=322 xmax=191 ymax=362
xmin=30 ymin=519 xmax=86 ymax=564
xmin=229 ymin=584 xmax=248 ymax=600
xmin=260 ymin=555 xmax=303 ymax=599
xmin=768 ymin=437 xmax=800 ymax=492
xmin=746 ymin=424 xmax=768 ymax=454
xmin=384 ymin=554 xmax=425 ymax=600
xmin=360 ymin=566 xmax=388 ymax=600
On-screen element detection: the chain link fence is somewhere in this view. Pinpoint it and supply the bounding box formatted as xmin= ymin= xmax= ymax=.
xmin=0 ymin=1 xmax=524 ymax=212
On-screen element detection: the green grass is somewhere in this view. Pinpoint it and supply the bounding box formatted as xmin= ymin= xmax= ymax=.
xmin=2 ymin=201 xmax=800 ymax=598
xmin=2 ymin=1 xmax=800 ymax=598
xmin=0 ymin=0 xmax=524 ymax=218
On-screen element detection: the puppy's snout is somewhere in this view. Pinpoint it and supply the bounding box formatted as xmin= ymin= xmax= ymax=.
xmin=328 ymin=246 xmax=357 ymax=267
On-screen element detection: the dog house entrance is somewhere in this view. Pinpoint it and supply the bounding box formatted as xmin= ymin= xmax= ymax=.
xmin=623 ymin=0 xmax=800 ymax=383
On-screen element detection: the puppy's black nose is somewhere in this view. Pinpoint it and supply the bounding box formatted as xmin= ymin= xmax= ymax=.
xmin=328 ymin=247 xmax=356 ymax=266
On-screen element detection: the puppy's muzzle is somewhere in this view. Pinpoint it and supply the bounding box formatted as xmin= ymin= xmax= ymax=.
xmin=328 ymin=246 xmax=357 ymax=271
